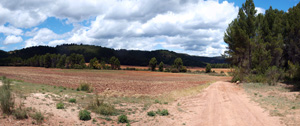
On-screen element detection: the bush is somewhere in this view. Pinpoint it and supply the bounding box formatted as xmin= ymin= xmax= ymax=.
xmin=180 ymin=66 xmax=187 ymax=73
xmin=56 ymin=102 xmax=64 ymax=109
xmin=245 ymin=74 xmax=266 ymax=83
xmin=0 ymin=77 xmax=14 ymax=114
xmin=94 ymin=103 xmax=116 ymax=116
xmin=13 ymin=108 xmax=28 ymax=119
xmin=266 ymin=66 xmax=283 ymax=85
xmin=79 ymin=110 xmax=91 ymax=121
xmin=118 ymin=115 xmax=129 ymax=123
xmin=31 ymin=111 xmax=44 ymax=124
xmin=231 ymin=67 xmax=245 ymax=82
xmin=159 ymin=62 xmax=164 ymax=72
xmin=79 ymin=83 xmax=91 ymax=92
xmin=88 ymin=97 xmax=117 ymax=116
xmin=170 ymin=68 xmax=179 ymax=73
xmin=156 ymin=109 xmax=169 ymax=116
xmin=69 ymin=98 xmax=76 ymax=103
xmin=147 ymin=111 xmax=156 ymax=117
xmin=205 ymin=64 xmax=211 ymax=73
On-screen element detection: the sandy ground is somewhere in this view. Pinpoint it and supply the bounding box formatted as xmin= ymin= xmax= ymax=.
xmin=135 ymin=81 xmax=284 ymax=126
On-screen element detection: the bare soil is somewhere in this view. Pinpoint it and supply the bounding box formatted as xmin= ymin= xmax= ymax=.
xmin=0 ymin=67 xmax=230 ymax=95
xmin=134 ymin=81 xmax=284 ymax=126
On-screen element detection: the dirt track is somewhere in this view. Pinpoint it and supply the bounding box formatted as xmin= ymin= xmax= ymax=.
xmin=156 ymin=81 xmax=284 ymax=126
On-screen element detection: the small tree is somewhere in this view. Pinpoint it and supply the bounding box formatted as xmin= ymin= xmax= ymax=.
xmin=110 ymin=56 xmax=117 ymax=69
xmin=158 ymin=61 xmax=164 ymax=72
xmin=205 ymin=64 xmax=211 ymax=73
xmin=44 ymin=53 xmax=51 ymax=68
xmin=149 ymin=57 xmax=157 ymax=71
xmin=174 ymin=58 xmax=183 ymax=70
xmin=114 ymin=58 xmax=120 ymax=70
xmin=89 ymin=57 xmax=98 ymax=69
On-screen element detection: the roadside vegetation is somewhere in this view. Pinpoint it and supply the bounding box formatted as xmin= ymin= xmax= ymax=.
xmin=224 ymin=0 xmax=300 ymax=87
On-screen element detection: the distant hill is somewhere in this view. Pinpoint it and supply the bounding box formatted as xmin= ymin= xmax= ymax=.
xmin=1 ymin=44 xmax=226 ymax=67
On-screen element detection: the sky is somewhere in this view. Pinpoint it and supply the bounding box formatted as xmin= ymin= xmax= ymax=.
xmin=0 ymin=0 xmax=299 ymax=57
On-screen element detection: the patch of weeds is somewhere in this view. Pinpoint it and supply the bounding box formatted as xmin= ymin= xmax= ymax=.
xmin=88 ymin=97 xmax=117 ymax=116
xmin=147 ymin=111 xmax=156 ymax=117
xmin=254 ymin=93 xmax=257 ymax=96
xmin=56 ymin=102 xmax=64 ymax=109
xmin=31 ymin=111 xmax=44 ymax=124
xmin=163 ymin=102 xmax=168 ymax=104
xmin=13 ymin=108 xmax=28 ymax=119
xmin=118 ymin=114 xmax=129 ymax=123
xmin=69 ymin=98 xmax=76 ymax=103
xmin=78 ymin=83 xmax=93 ymax=92
xmin=156 ymin=109 xmax=169 ymax=116
xmin=154 ymin=99 xmax=161 ymax=104
xmin=291 ymin=106 xmax=296 ymax=109
xmin=0 ymin=77 xmax=14 ymax=114
xmin=79 ymin=110 xmax=91 ymax=121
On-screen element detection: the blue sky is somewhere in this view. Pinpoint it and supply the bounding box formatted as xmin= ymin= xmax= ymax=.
xmin=0 ymin=0 xmax=299 ymax=57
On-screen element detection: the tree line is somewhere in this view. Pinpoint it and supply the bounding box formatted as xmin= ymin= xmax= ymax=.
xmin=224 ymin=0 xmax=300 ymax=85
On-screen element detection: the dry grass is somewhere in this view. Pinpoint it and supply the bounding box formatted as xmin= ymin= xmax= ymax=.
xmin=242 ymin=83 xmax=300 ymax=126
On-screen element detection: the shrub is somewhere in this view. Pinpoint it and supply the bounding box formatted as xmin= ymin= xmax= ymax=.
xmin=31 ymin=111 xmax=44 ymax=124
xmin=149 ymin=57 xmax=157 ymax=71
xmin=159 ymin=62 xmax=164 ymax=72
xmin=170 ymin=68 xmax=179 ymax=73
xmin=56 ymin=102 xmax=64 ymax=109
xmin=118 ymin=115 xmax=129 ymax=123
xmin=69 ymin=98 xmax=76 ymax=103
xmin=0 ymin=77 xmax=14 ymax=114
xmin=205 ymin=64 xmax=211 ymax=73
xmin=180 ymin=66 xmax=187 ymax=73
xmin=79 ymin=83 xmax=91 ymax=92
xmin=164 ymin=68 xmax=171 ymax=72
xmin=13 ymin=108 xmax=28 ymax=119
xmin=156 ymin=109 xmax=169 ymax=116
xmin=79 ymin=110 xmax=91 ymax=121
xmin=231 ymin=67 xmax=245 ymax=82
xmin=220 ymin=71 xmax=224 ymax=74
xmin=147 ymin=111 xmax=156 ymax=117
xmin=266 ymin=66 xmax=283 ymax=85
xmin=88 ymin=97 xmax=117 ymax=116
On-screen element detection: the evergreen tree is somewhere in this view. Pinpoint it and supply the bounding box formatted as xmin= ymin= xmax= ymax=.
xmin=159 ymin=61 xmax=164 ymax=72
xmin=149 ymin=57 xmax=157 ymax=71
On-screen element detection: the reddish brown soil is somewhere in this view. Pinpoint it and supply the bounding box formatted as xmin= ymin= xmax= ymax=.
xmin=0 ymin=67 xmax=230 ymax=95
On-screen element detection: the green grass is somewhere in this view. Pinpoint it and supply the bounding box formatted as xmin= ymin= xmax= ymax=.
xmin=56 ymin=102 xmax=64 ymax=109
xmin=118 ymin=114 xmax=129 ymax=123
xmin=147 ymin=111 xmax=156 ymax=117
xmin=69 ymin=98 xmax=76 ymax=103
xmin=79 ymin=110 xmax=91 ymax=121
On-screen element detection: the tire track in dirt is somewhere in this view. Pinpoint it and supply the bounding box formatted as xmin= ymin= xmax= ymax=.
xmin=161 ymin=81 xmax=284 ymax=126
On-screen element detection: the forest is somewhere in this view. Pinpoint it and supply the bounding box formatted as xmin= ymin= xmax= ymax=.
xmin=224 ymin=0 xmax=300 ymax=85
xmin=0 ymin=44 xmax=227 ymax=67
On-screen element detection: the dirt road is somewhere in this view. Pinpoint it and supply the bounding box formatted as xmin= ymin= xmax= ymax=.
xmin=155 ymin=81 xmax=284 ymax=126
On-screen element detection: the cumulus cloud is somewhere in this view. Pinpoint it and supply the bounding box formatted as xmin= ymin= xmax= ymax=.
xmin=0 ymin=0 xmax=240 ymax=56
xmin=256 ymin=7 xmax=266 ymax=14
xmin=0 ymin=25 xmax=23 ymax=35
xmin=3 ymin=35 xmax=23 ymax=44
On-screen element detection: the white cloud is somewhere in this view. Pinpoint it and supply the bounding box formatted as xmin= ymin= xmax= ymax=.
xmin=0 ymin=25 xmax=23 ymax=35
xmin=24 ymin=28 xmax=66 ymax=47
xmin=3 ymin=35 xmax=23 ymax=44
xmin=0 ymin=0 xmax=240 ymax=56
xmin=256 ymin=7 xmax=266 ymax=14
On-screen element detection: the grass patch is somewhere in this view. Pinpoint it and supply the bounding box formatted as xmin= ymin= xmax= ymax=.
xmin=147 ymin=111 xmax=156 ymax=117
xmin=88 ymin=96 xmax=117 ymax=116
xmin=118 ymin=114 xmax=129 ymax=123
xmin=79 ymin=110 xmax=91 ymax=121
xmin=31 ymin=111 xmax=44 ymax=124
xmin=13 ymin=108 xmax=28 ymax=119
xmin=156 ymin=109 xmax=169 ymax=116
xmin=69 ymin=98 xmax=76 ymax=103
xmin=0 ymin=77 xmax=14 ymax=114
xmin=56 ymin=102 xmax=64 ymax=109
xmin=242 ymin=83 xmax=300 ymax=120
